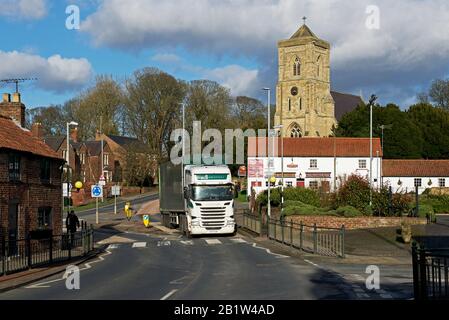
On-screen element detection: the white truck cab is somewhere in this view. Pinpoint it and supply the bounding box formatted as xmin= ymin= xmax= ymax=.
xmin=183 ymin=165 xmax=236 ymax=236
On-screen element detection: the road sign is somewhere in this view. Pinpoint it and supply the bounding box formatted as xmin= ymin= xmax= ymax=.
xmin=111 ymin=185 xmax=121 ymax=196
xmin=91 ymin=185 xmax=103 ymax=198
xmin=62 ymin=183 xmax=72 ymax=197
xmin=238 ymin=166 xmax=247 ymax=177
xmin=99 ymin=175 xmax=106 ymax=186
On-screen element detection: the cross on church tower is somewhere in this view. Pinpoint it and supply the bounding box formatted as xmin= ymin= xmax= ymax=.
xmin=302 ymin=16 xmax=307 ymax=25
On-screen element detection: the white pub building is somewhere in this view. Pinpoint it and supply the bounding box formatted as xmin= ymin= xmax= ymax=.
xmin=247 ymin=137 xmax=383 ymax=195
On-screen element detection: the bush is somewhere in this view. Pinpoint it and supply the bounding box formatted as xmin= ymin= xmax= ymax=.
xmin=333 ymin=175 xmax=371 ymax=214
xmin=256 ymin=188 xmax=281 ymax=207
xmin=283 ymin=188 xmax=320 ymax=207
xmin=335 ymin=206 xmax=362 ymax=217
xmin=283 ymin=203 xmax=336 ymax=217
xmin=415 ymin=204 xmax=435 ymax=220
xmin=423 ymin=195 xmax=449 ymax=213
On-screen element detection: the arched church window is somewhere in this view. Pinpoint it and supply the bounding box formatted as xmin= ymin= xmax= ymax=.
xmin=299 ymin=97 xmax=302 ymax=110
xmin=290 ymin=125 xmax=302 ymax=138
xmin=316 ymin=56 xmax=321 ymax=77
xmin=293 ymin=57 xmax=301 ymax=76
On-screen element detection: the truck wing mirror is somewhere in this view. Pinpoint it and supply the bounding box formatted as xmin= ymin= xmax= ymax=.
xmin=183 ymin=187 xmax=189 ymax=199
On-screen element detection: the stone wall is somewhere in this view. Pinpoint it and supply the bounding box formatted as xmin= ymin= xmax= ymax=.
xmin=288 ymin=215 xmax=427 ymax=230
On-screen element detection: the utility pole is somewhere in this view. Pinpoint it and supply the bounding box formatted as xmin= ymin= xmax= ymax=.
xmin=100 ymin=115 xmax=104 ymax=203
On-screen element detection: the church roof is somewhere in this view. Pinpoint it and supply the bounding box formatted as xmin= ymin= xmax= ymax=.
xmin=290 ymin=24 xmax=317 ymax=39
xmin=331 ymin=91 xmax=364 ymax=121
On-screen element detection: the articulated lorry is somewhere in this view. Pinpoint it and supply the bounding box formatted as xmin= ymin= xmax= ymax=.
xmin=159 ymin=163 xmax=236 ymax=237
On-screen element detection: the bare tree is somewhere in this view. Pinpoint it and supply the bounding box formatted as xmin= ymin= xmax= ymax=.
xmin=429 ymin=79 xmax=449 ymax=109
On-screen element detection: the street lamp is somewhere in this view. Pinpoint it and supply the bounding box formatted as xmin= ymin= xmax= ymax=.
xmin=66 ymin=121 xmax=78 ymax=213
xmin=274 ymin=125 xmax=284 ymax=215
xmin=367 ymin=95 xmax=377 ymax=207
xmin=262 ymin=88 xmax=271 ymax=218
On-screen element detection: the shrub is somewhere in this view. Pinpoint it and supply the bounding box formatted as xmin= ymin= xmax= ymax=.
xmin=335 ymin=206 xmax=362 ymax=217
xmin=283 ymin=188 xmax=320 ymax=207
xmin=424 ymin=195 xmax=449 ymax=213
xmin=283 ymin=204 xmax=336 ymax=217
xmin=333 ymin=175 xmax=371 ymax=214
xmin=256 ymin=188 xmax=281 ymax=207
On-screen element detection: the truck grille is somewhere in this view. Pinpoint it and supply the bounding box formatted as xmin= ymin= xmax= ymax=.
xmin=200 ymin=207 xmax=226 ymax=229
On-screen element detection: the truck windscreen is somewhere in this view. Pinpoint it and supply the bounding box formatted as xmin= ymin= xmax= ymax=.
xmin=191 ymin=185 xmax=234 ymax=201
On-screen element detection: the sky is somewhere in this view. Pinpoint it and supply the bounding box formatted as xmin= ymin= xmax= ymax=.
xmin=0 ymin=0 xmax=448 ymax=109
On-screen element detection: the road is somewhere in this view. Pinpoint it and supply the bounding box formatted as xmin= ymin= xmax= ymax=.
xmin=0 ymin=228 xmax=413 ymax=300
xmin=76 ymin=192 xmax=160 ymax=222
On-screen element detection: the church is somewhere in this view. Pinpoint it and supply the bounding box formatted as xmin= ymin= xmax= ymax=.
xmin=274 ymin=22 xmax=363 ymax=137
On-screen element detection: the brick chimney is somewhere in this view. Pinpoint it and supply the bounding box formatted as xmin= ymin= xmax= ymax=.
xmin=70 ymin=127 xmax=79 ymax=143
xmin=32 ymin=122 xmax=44 ymax=139
xmin=0 ymin=92 xmax=26 ymax=127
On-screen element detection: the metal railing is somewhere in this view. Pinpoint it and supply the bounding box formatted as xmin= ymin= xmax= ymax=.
xmin=240 ymin=212 xmax=345 ymax=258
xmin=0 ymin=226 xmax=94 ymax=276
xmin=412 ymin=243 xmax=449 ymax=300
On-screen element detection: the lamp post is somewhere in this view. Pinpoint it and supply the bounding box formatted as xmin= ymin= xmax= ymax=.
xmin=274 ymin=125 xmax=284 ymax=215
xmin=263 ymin=88 xmax=271 ymax=218
xmin=66 ymin=121 xmax=78 ymax=214
xmin=367 ymin=95 xmax=377 ymax=207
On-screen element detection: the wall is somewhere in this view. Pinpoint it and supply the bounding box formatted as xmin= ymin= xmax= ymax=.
xmin=383 ymin=177 xmax=448 ymax=194
xmin=0 ymin=152 xmax=63 ymax=238
xmin=287 ymin=215 xmax=426 ymax=230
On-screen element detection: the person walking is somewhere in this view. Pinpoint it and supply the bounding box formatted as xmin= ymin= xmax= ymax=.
xmin=66 ymin=210 xmax=80 ymax=246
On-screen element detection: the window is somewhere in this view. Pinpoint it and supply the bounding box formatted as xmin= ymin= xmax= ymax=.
xmin=359 ymin=160 xmax=367 ymax=169
xmin=286 ymin=181 xmax=293 ymax=187
xmin=299 ymin=97 xmax=302 ymax=110
xmin=8 ymin=154 xmax=21 ymax=181
xmin=290 ymin=125 xmax=302 ymax=138
xmin=80 ymin=153 xmax=86 ymax=165
xmin=40 ymin=158 xmax=51 ymax=182
xmin=316 ymin=55 xmax=322 ymax=77
xmin=414 ymin=178 xmax=422 ymax=187
xmin=439 ymin=178 xmax=446 ymax=187
xmin=309 ymin=181 xmax=319 ymax=190
xmin=310 ymin=159 xmax=318 ymax=168
xmin=38 ymin=207 xmax=52 ymax=229
xmin=103 ymin=154 xmax=109 ymax=166
xmin=293 ymin=57 xmax=301 ymax=76
xmin=288 ymin=98 xmax=291 ymax=111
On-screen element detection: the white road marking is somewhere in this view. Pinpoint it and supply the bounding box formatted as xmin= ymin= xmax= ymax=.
xmin=356 ymin=293 xmax=370 ymax=299
xmin=132 ymin=242 xmax=147 ymax=248
xmin=180 ymin=240 xmax=194 ymax=245
xmin=303 ymin=259 xmax=323 ymax=269
xmin=157 ymin=240 xmax=171 ymax=247
xmin=251 ymin=243 xmax=289 ymax=258
xmin=107 ymin=244 xmax=119 ymax=250
xmin=205 ymin=239 xmax=222 ymax=245
xmin=26 ymin=250 xmax=113 ymax=289
xmin=230 ymin=238 xmax=246 ymax=243
xmin=169 ymin=275 xmax=191 ymax=285
xmin=160 ymin=289 xmax=178 ymax=300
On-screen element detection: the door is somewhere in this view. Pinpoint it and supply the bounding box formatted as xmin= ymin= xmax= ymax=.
xmin=321 ymin=181 xmax=330 ymax=193
xmin=8 ymin=203 xmax=19 ymax=255
xmin=296 ymin=179 xmax=305 ymax=188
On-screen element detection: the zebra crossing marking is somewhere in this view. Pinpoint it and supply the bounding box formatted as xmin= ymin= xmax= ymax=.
xmin=107 ymin=244 xmax=119 ymax=250
xmin=205 ymin=239 xmax=222 ymax=245
xmin=180 ymin=240 xmax=194 ymax=245
xmin=230 ymin=238 xmax=246 ymax=243
xmin=132 ymin=242 xmax=147 ymax=248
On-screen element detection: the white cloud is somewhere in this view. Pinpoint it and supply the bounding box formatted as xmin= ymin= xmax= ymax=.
xmin=0 ymin=51 xmax=93 ymax=93
xmin=81 ymin=0 xmax=449 ymax=105
xmin=202 ymin=65 xmax=259 ymax=97
xmin=0 ymin=0 xmax=47 ymax=19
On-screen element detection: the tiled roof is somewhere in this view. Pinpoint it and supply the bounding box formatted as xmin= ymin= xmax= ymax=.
xmin=248 ymin=137 xmax=383 ymax=157
xmin=43 ymin=136 xmax=65 ymax=151
xmin=383 ymin=160 xmax=449 ymax=177
xmin=85 ymin=141 xmax=103 ymax=156
xmin=0 ymin=116 xmax=62 ymax=160
xmin=331 ymin=91 xmax=364 ymax=121
xmin=107 ymin=134 xmax=148 ymax=153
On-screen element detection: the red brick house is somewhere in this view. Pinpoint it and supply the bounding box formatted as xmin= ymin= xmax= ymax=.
xmin=0 ymin=93 xmax=64 ymax=241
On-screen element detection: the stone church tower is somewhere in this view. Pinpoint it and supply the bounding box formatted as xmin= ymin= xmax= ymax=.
xmin=274 ymin=23 xmax=337 ymax=137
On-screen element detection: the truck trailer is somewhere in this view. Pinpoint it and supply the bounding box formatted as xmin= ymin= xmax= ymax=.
xmin=159 ymin=163 xmax=236 ymax=237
